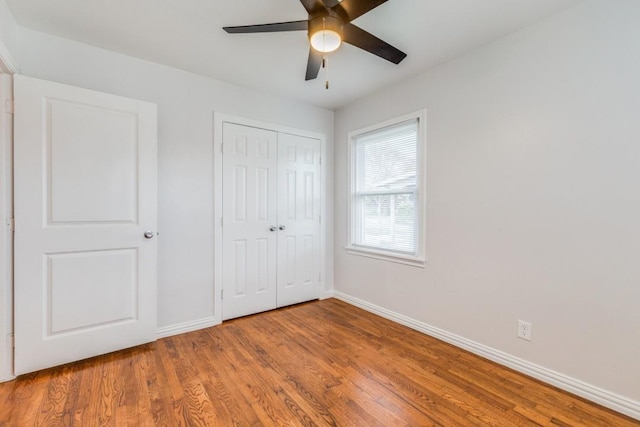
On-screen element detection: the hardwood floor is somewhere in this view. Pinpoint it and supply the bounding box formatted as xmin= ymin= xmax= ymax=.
xmin=0 ymin=298 xmax=637 ymax=426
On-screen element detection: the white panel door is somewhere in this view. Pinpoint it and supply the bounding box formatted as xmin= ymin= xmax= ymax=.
xmin=14 ymin=75 xmax=158 ymax=375
xmin=276 ymin=133 xmax=321 ymax=307
xmin=222 ymin=123 xmax=278 ymax=320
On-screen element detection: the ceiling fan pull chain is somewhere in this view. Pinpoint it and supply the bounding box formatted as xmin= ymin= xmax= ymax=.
xmin=322 ymin=17 xmax=326 ymax=52
xmin=325 ymin=55 xmax=330 ymax=90
xmin=321 ymin=16 xmax=330 ymax=89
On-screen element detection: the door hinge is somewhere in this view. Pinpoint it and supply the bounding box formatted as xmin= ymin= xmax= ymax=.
xmin=319 ymin=215 xmax=321 ymax=224
xmin=221 ymin=143 xmax=224 ymax=154
xmin=5 ymin=218 xmax=14 ymax=231
xmin=220 ymin=217 xmax=223 ymax=227
xmin=319 ymin=156 xmax=322 ymax=166
xmin=4 ymin=100 xmax=14 ymax=115
xmin=221 ymin=289 xmax=224 ymax=300
xmin=8 ymin=334 xmax=14 ymax=349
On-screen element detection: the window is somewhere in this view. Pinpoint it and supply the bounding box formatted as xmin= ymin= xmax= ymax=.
xmin=347 ymin=110 xmax=426 ymax=266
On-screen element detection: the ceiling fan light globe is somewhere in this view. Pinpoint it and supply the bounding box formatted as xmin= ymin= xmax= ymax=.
xmin=310 ymin=30 xmax=342 ymax=53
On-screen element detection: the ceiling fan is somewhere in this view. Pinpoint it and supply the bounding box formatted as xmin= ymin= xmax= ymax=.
xmin=223 ymin=0 xmax=407 ymax=82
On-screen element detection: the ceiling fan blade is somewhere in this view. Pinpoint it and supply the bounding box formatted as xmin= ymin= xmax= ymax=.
xmin=343 ymin=23 xmax=406 ymax=64
xmin=335 ymin=0 xmax=387 ymax=22
xmin=299 ymin=0 xmax=327 ymax=15
xmin=223 ymin=20 xmax=308 ymax=34
xmin=305 ymin=48 xmax=323 ymax=81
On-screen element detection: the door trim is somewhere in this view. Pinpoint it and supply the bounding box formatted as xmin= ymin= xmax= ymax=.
xmin=0 ymin=73 xmax=13 ymax=382
xmin=213 ymin=113 xmax=327 ymax=323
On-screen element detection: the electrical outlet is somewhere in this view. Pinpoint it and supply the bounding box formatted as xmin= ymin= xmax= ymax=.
xmin=517 ymin=320 xmax=532 ymax=341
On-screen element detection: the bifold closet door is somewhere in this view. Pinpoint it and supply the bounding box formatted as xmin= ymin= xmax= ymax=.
xmin=221 ymin=123 xmax=321 ymax=320
xmin=276 ymin=133 xmax=321 ymax=307
xmin=221 ymin=123 xmax=278 ymax=320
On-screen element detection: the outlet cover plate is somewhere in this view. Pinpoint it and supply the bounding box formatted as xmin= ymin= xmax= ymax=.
xmin=518 ymin=320 xmax=532 ymax=341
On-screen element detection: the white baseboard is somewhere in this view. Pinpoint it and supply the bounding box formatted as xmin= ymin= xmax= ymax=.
xmin=319 ymin=289 xmax=335 ymax=300
xmin=156 ymin=316 xmax=220 ymax=339
xmin=0 ymin=373 xmax=15 ymax=383
xmin=331 ymin=291 xmax=640 ymax=421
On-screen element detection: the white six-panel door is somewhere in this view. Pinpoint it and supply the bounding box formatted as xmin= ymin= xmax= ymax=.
xmin=276 ymin=133 xmax=321 ymax=307
xmin=222 ymin=123 xmax=278 ymax=320
xmin=221 ymin=123 xmax=321 ymax=320
xmin=14 ymin=75 xmax=158 ymax=375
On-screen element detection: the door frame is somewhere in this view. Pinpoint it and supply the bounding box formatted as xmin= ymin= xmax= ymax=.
xmin=213 ymin=113 xmax=327 ymax=323
xmin=0 ymin=56 xmax=16 ymax=381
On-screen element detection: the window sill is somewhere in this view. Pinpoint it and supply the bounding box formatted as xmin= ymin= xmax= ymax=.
xmin=345 ymin=245 xmax=426 ymax=268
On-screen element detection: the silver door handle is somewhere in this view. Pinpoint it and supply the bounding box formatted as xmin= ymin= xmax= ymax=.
xmin=279 ymin=225 xmax=286 ymax=231
xmin=144 ymin=230 xmax=155 ymax=239
xmin=269 ymin=226 xmax=277 ymax=232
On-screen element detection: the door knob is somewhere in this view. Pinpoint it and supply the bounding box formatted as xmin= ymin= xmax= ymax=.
xmin=269 ymin=226 xmax=277 ymax=232
xmin=144 ymin=230 xmax=155 ymax=239
xmin=279 ymin=225 xmax=286 ymax=231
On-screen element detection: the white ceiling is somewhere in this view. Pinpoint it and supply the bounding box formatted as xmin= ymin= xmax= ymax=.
xmin=6 ymin=0 xmax=583 ymax=110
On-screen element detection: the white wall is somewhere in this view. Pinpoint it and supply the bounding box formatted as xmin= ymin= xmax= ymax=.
xmin=334 ymin=0 xmax=640 ymax=410
xmin=0 ymin=0 xmax=16 ymax=71
xmin=15 ymin=28 xmax=334 ymax=329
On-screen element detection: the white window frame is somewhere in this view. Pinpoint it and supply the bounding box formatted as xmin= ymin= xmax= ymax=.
xmin=346 ymin=109 xmax=427 ymax=267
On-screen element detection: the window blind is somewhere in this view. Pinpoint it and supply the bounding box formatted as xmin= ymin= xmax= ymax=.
xmin=353 ymin=119 xmax=418 ymax=254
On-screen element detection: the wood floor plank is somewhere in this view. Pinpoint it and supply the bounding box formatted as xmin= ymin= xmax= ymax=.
xmin=0 ymin=298 xmax=638 ymax=426
xmin=34 ymin=364 xmax=75 ymax=425
xmin=7 ymin=370 xmax=50 ymax=423
xmin=72 ymin=357 xmax=98 ymax=425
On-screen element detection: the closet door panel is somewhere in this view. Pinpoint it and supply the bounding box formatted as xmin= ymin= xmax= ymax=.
xmin=222 ymin=123 xmax=278 ymax=320
xmin=276 ymin=133 xmax=321 ymax=307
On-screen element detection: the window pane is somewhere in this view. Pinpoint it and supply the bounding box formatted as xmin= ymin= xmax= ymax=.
xmin=358 ymin=193 xmax=416 ymax=253
xmin=355 ymin=120 xmax=417 ymax=193
xmin=350 ymin=114 xmax=423 ymax=261
xmin=352 ymin=118 xmax=419 ymax=255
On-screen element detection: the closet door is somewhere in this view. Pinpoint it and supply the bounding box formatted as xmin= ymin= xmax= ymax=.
xmin=276 ymin=133 xmax=321 ymax=307
xmin=222 ymin=123 xmax=278 ymax=320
